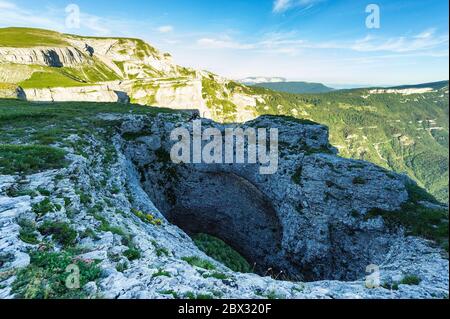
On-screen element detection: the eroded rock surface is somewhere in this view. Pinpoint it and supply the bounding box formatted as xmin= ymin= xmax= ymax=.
xmin=0 ymin=113 xmax=448 ymax=299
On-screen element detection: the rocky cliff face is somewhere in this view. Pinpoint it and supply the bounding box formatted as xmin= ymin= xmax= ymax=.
xmin=23 ymin=82 xmax=129 ymax=103
xmin=0 ymin=29 xmax=261 ymax=122
xmin=0 ymin=47 xmax=86 ymax=67
xmin=1 ymin=111 xmax=447 ymax=299
xmin=121 ymin=114 xmax=423 ymax=282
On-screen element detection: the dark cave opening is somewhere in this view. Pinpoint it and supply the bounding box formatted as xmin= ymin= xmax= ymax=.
xmin=164 ymin=172 xmax=286 ymax=276
xmin=136 ymin=161 xmax=386 ymax=282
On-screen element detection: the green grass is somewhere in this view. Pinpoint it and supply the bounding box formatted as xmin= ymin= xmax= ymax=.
xmin=192 ymin=233 xmax=252 ymax=273
xmin=19 ymin=71 xmax=90 ymax=89
xmin=12 ymin=251 xmax=101 ymax=299
xmin=181 ymin=256 xmax=216 ymax=270
xmin=0 ymin=27 xmax=69 ymax=47
xmin=365 ymin=183 xmax=449 ymax=251
xmin=0 ymin=144 xmax=67 ymax=175
xmin=0 ymin=83 xmax=18 ymax=90
xmin=291 ymin=166 xmax=302 ymax=185
xmin=0 ymin=99 xmax=175 ymax=176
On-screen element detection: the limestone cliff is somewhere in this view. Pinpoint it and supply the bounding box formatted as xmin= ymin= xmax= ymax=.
xmin=0 ymin=27 xmax=261 ymax=122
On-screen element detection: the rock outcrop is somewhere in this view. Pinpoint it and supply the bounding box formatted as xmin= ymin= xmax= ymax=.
xmin=23 ymin=83 xmax=129 ymax=103
xmin=0 ymin=47 xmax=86 ymax=67
xmin=121 ymin=114 xmax=421 ymax=281
xmin=0 ymin=112 xmax=448 ymax=299
xmin=0 ymin=28 xmax=264 ymax=122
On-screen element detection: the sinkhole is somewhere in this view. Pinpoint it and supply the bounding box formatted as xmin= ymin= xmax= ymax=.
xmin=136 ymin=161 xmax=390 ymax=282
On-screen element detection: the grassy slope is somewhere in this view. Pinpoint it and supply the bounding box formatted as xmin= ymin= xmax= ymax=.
xmin=0 ymin=28 xmax=121 ymax=88
xmin=0 ymin=27 xmax=69 ymax=47
xmin=0 ymin=99 xmax=175 ymax=175
xmin=17 ymin=64 xmax=121 ymax=89
xmin=249 ymin=84 xmax=449 ymax=202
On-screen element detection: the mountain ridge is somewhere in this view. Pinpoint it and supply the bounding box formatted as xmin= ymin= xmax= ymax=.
xmin=252 ymin=81 xmax=335 ymax=94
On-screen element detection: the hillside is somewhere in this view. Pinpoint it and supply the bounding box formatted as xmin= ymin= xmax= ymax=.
xmin=252 ymin=81 xmax=334 ymax=94
xmin=249 ymin=82 xmax=449 ymax=202
xmin=0 ymin=27 xmax=448 ymax=202
xmin=0 ymin=27 xmax=261 ymax=123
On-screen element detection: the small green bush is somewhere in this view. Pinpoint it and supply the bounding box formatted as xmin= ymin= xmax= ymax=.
xmin=32 ymin=198 xmax=58 ymax=217
xmin=18 ymin=219 xmax=39 ymax=245
xmin=352 ymin=176 xmax=367 ymax=185
xmin=152 ymin=269 xmax=171 ymax=278
xmin=400 ymin=275 xmax=421 ymax=286
xmin=12 ymin=251 xmax=101 ymax=299
xmin=123 ymin=248 xmax=141 ymax=261
xmin=181 ymin=256 xmax=216 ymax=270
xmin=203 ymin=272 xmax=229 ymax=280
xmin=192 ymin=233 xmax=252 ymax=273
xmin=291 ymin=166 xmax=302 ymax=185
xmin=38 ymin=221 xmax=77 ymax=247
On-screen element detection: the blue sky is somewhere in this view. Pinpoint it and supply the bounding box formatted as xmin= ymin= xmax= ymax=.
xmin=0 ymin=0 xmax=448 ymax=86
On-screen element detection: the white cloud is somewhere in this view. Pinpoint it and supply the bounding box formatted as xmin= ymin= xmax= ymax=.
xmin=157 ymin=25 xmax=174 ymax=33
xmin=197 ymin=37 xmax=255 ymax=50
xmin=193 ymin=28 xmax=449 ymax=63
xmin=0 ymin=1 xmax=134 ymax=36
xmin=273 ymin=0 xmax=324 ymax=13
xmin=273 ymin=0 xmax=291 ymax=13
xmin=350 ymin=30 xmax=449 ymax=53
xmin=0 ymin=0 xmax=64 ymax=30
xmin=0 ymin=0 xmax=16 ymax=9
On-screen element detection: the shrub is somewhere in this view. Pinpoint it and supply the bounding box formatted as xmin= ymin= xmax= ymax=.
xmin=12 ymin=251 xmax=101 ymax=299
xmin=123 ymin=248 xmax=141 ymax=261
xmin=352 ymin=176 xmax=367 ymax=185
xmin=152 ymin=269 xmax=171 ymax=278
xmin=192 ymin=233 xmax=252 ymax=273
xmin=366 ymin=202 xmax=448 ymax=251
xmin=18 ymin=219 xmax=39 ymax=245
xmin=37 ymin=188 xmax=51 ymax=196
xmin=32 ymin=198 xmax=58 ymax=217
xmin=38 ymin=221 xmax=77 ymax=247
xmin=400 ymin=275 xmax=421 ymax=286
xmin=181 ymin=256 xmax=216 ymax=270
xmin=291 ymin=166 xmax=302 ymax=185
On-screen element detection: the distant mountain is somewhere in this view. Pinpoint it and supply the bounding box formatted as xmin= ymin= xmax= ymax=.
xmin=252 ymin=81 xmax=335 ymax=94
xmin=382 ymin=81 xmax=449 ymax=91
xmin=239 ymin=77 xmax=286 ymax=85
